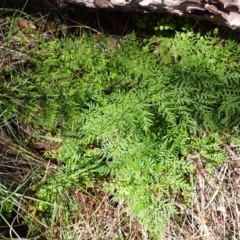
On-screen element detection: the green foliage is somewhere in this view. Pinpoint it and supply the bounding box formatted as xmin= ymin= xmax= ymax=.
xmin=154 ymin=16 xmax=194 ymax=32
xmin=134 ymin=13 xmax=195 ymax=35
xmin=135 ymin=14 xmax=157 ymax=29
xmin=2 ymin=30 xmax=240 ymax=238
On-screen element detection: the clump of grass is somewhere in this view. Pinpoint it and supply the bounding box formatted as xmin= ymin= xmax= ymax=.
xmin=0 ymin=120 xmax=59 ymax=239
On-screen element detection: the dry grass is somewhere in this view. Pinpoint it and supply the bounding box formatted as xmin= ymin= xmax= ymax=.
xmin=165 ymin=142 xmax=240 ymax=240
xmin=40 ymin=185 xmax=146 ymax=240
xmin=0 ymin=17 xmax=37 ymax=72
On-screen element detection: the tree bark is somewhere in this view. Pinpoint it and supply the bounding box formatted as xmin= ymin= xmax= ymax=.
xmin=60 ymin=0 xmax=240 ymax=30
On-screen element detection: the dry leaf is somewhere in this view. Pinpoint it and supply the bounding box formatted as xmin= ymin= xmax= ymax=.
xmin=17 ymin=18 xmax=37 ymax=29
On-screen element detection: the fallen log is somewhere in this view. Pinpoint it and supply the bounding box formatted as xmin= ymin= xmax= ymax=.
xmin=58 ymin=0 xmax=240 ymax=30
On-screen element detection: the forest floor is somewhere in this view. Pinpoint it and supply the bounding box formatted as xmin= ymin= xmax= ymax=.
xmin=1 ymin=1 xmax=240 ymax=239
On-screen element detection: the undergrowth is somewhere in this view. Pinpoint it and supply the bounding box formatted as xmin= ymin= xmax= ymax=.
xmin=1 ymin=12 xmax=240 ymax=239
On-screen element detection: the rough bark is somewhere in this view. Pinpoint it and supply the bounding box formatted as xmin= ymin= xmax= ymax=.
xmin=59 ymin=0 xmax=240 ymax=30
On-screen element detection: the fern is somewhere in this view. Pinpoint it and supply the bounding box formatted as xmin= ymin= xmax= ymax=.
xmin=2 ymin=31 xmax=240 ymax=237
